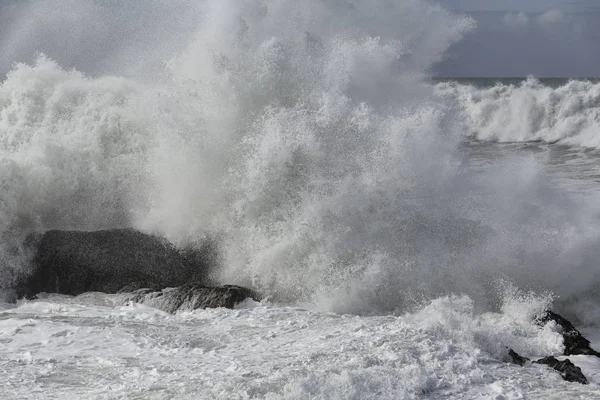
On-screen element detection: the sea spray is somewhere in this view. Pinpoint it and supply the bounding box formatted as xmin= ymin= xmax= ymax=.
xmin=160 ymin=0 xmax=481 ymax=310
xmin=2 ymin=1 xmax=600 ymax=317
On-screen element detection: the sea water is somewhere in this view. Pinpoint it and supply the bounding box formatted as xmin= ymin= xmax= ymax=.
xmin=2 ymin=1 xmax=600 ymax=398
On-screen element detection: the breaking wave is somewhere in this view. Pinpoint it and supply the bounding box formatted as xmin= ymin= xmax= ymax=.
xmin=436 ymin=77 xmax=600 ymax=147
xmin=2 ymin=0 xmax=600 ymax=317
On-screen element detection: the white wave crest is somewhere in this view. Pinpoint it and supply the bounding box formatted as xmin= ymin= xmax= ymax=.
xmin=436 ymin=77 xmax=600 ymax=147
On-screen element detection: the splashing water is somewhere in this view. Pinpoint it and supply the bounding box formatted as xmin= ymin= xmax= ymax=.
xmin=2 ymin=0 xmax=600 ymax=318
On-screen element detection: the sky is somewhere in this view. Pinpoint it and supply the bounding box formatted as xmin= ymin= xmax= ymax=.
xmin=0 ymin=0 xmax=597 ymax=78
xmin=435 ymin=0 xmax=600 ymax=77
xmin=441 ymin=0 xmax=600 ymax=12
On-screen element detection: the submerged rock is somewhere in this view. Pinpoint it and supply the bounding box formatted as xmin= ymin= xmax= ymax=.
xmin=121 ymin=283 xmax=260 ymax=313
xmin=16 ymin=229 xmax=215 ymax=299
xmin=536 ymin=310 xmax=600 ymax=357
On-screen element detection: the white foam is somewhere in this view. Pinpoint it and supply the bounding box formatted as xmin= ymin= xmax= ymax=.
xmin=436 ymin=78 xmax=600 ymax=147
xmin=1 ymin=293 xmax=597 ymax=399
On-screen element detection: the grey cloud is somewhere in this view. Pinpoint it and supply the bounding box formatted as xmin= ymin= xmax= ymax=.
xmin=536 ymin=10 xmax=584 ymax=39
xmin=538 ymin=10 xmax=567 ymax=26
xmin=441 ymin=0 xmax=598 ymax=13
xmin=501 ymin=10 xmax=575 ymax=35
xmin=503 ymin=12 xmax=530 ymax=30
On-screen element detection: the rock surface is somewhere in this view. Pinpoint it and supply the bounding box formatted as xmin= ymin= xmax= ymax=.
xmin=121 ymin=283 xmax=259 ymax=313
xmin=536 ymin=310 xmax=600 ymax=357
xmin=508 ymin=349 xmax=588 ymax=384
xmin=16 ymin=229 xmax=215 ymax=299
xmin=508 ymin=349 xmax=530 ymax=366
xmin=507 ymin=310 xmax=600 ymax=385
xmin=534 ymin=356 xmax=588 ymax=384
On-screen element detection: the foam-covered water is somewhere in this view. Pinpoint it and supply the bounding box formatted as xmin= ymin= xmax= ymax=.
xmin=3 ymin=0 xmax=600 ymax=398
xmin=2 ymin=290 xmax=595 ymax=399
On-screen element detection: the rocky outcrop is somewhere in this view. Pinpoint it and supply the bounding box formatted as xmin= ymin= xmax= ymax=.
xmin=508 ymin=350 xmax=588 ymax=384
xmin=534 ymin=356 xmax=588 ymax=384
xmin=13 ymin=229 xmax=259 ymax=311
xmin=121 ymin=283 xmax=259 ymax=313
xmin=508 ymin=349 xmax=529 ymax=366
xmin=536 ymin=310 xmax=600 ymax=357
xmin=507 ymin=310 xmax=600 ymax=385
xmin=16 ymin=229 xmax=216 ymax=299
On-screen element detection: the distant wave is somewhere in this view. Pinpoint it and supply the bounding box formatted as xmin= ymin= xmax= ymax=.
xmin=436 ymin=78 xmax=600 ymax=148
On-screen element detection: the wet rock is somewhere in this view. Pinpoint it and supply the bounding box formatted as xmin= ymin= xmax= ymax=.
xmin=117 ymin=281 xmax=162 ymax=294
xmin=536 ymin=310 xmax=600 ymax=357
xmin=16 ymin=229 xmax=214 ymax=299
xmin=508 ymin=348 xmax=588 ymax=384
xmin=534 ymin=356 xmax=588 ymax=384
xmin=122 ymin=283 xmax=260 ymax=313
xmin=508 ymin=348 xmax=530 ymax=366
xmin=508 ymin=311 xmax=599 ymax=385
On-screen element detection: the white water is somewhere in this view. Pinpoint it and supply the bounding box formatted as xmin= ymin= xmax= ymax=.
xmin=436 ymin=78 xmax=600 ymax=147
xmin=3 ymin=290 xmax=597 ymax=399
xmin=2 ymin=0 xmax=600 ymax=398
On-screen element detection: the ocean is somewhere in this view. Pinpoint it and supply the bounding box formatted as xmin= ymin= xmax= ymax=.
xmin=2 ymin=0 xmax=600 ymax=398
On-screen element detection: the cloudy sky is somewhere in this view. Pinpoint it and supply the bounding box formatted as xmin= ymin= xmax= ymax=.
xmin=436 ymin=0 xmax=600 ymax=77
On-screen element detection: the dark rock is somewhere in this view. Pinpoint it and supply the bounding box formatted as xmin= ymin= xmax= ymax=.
xmin=16 ymin=229 xmax=214 ymax=299
xmin=122 ymin=283 xmax=260 ymax=313
xmin=508 ymin=348 xmax=530 ymax=366
xmin=508 ymin=348 xmax=588 ymax=384
xmin=536 ymin=310 xmax=600 ymax=357
xmin=117 ymin=281 xmax=162 ymax=294
xmin=509 ymin=311 xmax=598 ymax=385
xmin=534 ymin=356 xmax=588 ymax=384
